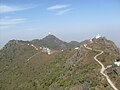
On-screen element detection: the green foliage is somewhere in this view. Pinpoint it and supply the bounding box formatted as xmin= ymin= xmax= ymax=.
xmin=77 ymin=76 xmax=85 ymax=84
xmin=58 ymin=80 xmax=65 ymax=86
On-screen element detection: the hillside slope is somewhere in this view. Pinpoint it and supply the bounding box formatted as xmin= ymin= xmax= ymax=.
xmin=0 ymin=36 xmax=120 ymax=90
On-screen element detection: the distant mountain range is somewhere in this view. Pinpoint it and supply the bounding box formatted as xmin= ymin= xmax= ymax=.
xmin=31 ymin=34 xmax=80 ymax=50
xmin=0 ymin=34 xmax=120 ymax=90
xmin=0 ymin=34 xmax=80 ymax=59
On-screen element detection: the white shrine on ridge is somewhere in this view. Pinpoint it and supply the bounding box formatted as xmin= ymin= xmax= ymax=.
xmin=95 ymin=34 xmax=101 ymax=39
xmin=49 ymin=32 xmax=51 ymax=35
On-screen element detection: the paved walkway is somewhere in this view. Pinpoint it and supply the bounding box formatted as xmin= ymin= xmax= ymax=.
xmin=84 ymin=44 xmax=118 ymax=90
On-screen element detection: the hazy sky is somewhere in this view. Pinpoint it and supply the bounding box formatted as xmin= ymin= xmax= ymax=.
xmin=0 ymin=0 xmax=120 ymax=47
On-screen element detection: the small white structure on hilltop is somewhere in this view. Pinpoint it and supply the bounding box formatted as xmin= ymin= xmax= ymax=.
xmin=114 ymin=59 xmax=120 ymax=66
xmin=75 ymin=47 xmax=79 ymax=50
xmin=47 ymin=48 xmax=51 ymax=55
xmin=95 ymin=34 xmax=101 ymax=39
xmin=42 ymin=47 xmax=51 ymax=55
xmin=49 ymin=32 xmax=51 ymax=35
xmin=114 ymin=62 xmax=120 ymax=66
xmin=40 ymin=47 xmax=42 ymax=49
xmin=61 ymin=50 xmax=64 ymax=52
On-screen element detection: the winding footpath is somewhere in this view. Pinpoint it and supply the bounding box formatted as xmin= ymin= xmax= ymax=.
xmin=27 ymin=52 xmax=40 ymax=61
xmin=84 ymin=44 xmax=118 ymax=90
xmin=27 ymin=44 xmax=39 ymax=61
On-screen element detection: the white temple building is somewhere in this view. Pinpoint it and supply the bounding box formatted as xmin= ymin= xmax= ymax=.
xmin=42 ymin=47 xmax=51 ymax=55
xmin=49 ymin=32 xmax=51 ymax=35
xmin=95 ymin=34 xmax=101 ymax=39
xmin=114 ymin=62 xmax=120 ymax=66
xmin=75 ymin=47 xmax=79 ymax=50
xmin=114 ymin=59 xmax=120 ymax=67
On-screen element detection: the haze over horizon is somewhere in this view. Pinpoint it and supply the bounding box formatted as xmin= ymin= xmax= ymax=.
xmin=0 ymin=0 xmax=120 ymax=47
